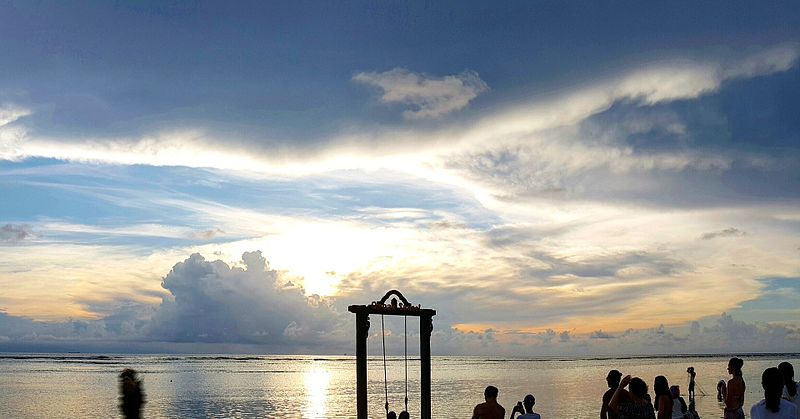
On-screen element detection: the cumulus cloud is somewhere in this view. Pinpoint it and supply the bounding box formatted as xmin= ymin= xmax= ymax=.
xmin=148 ymin=252 xmax=346 ymax=345
xmin=353 ymin=68 xmax=489 ymax=119
xmin=0 ymin=224 xmax=32 ymax=243
xmin=700 ymin=227 xmax=747 ymax=240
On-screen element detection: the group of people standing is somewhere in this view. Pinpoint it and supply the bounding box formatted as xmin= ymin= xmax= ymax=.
xmin=471 ymin=385 xmax=541 ymax=419
xmin=599 ymin=358 xmax=799 ymax=419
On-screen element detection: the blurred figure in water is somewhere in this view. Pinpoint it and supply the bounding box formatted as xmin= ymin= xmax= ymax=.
xmin=609 ymin=375 xmax=656 ymax=419
xmin=602 ymin=369 xmax=623 ymax=419
xmin=750 ymin=367 xmax=797 ymax=419
xmin=718 ymin=380 xmax=728 ymax=402
xmin=725 ymin=357 xmax=746 ymax=419
xmin=387 ymin=411 xmax=397 ymax=419
xmin=687 ymin=367 xmax=697 ymax=402
xmin=399 ymin=411 xmax=410 ymax=419
xmin=779 ymin=362 xmax=799 ymax=407
xmin=472 ymin=385 xmax=506 ymax=419
xmin=669 ymin=386 xmax=688 ymax=419
xmin=119 ymin=368 xmax=145 ymax=419
xmin=653 ymin=376 xmax=673 ymax=419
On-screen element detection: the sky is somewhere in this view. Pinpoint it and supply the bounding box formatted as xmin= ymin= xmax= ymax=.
xmin=1 ymin=0 xmax=799 ymax=356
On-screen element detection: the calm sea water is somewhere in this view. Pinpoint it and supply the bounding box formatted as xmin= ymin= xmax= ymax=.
xmin=1 ymin=353 xmax=797 ymax=418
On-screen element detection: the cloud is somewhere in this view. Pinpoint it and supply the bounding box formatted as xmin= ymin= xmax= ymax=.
xmin=0 ymin=224 xmax=32 ymax=243
xmin=353 ymin=68 xmax=488 ymax=119
xmin=700 ymin=227 xmax=747 ymax=240
xmin=0 ymin=104 xmax=31 ymax=127
xmin=148 ymin=252 xmax=346 ymax=346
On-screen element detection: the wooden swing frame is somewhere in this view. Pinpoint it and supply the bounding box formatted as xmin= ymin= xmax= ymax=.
xmin=348 ymin=290 xmax=436 ymax=419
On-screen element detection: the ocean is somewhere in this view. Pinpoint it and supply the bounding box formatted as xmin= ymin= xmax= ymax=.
xmin=1 ymin=353 xmax=797 ymax=418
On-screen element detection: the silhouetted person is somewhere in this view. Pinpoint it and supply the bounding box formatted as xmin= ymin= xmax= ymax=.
xmin=399 ymin=411 xmax=410 ymax=419
xmin=473 ymin=385 xmax=505 ymax=419
xmin=750 ymin=367 xmax=797 ymax=419
xmin=609 ymin=375 xmax=656 ymax=419
xmin=119 ymin=368 xmax=145 ymax=419
xmin=387 ymin=411 xmax=397 ymax=419
xmin=779 ymin=362 xmax=799 ymax=407
xmin=725 ymin=357 xmax=746 ymax=419
xmin=718 ymin=379 xmax=728 ymax=402
xmin=669 ymin=386 xmax=688 ymax=419
xmin=653 ymin=376 xmax=673 ymax=419
xmin=510 ymin=394 xmax=540 ymax=419
xmin=687 ymin=367 xmax=697 ymax=402
xmin=602 ymin=369 xmax=623 ymax=419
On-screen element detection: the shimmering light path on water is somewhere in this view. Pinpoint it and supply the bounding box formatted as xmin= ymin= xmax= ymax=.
xmin=1 ymin=354 xmax=797 ymax=418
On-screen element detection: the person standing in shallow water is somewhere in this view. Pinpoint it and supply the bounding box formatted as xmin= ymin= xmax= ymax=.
xmin=119 ymin=368 xmax=145 ymax=419
xmin=725 ymin=357 xmax=746 ymax=419
xmin=687 ymin=367 xmax=697 ymax=402
xmin=602 ymin=370 xmax=623 ymax=419
xmin=473 ymin=385 xmax=506 ymax=419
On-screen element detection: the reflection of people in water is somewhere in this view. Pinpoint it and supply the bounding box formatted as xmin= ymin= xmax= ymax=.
xmin=717 ymin=379 xmax=728 ymax=402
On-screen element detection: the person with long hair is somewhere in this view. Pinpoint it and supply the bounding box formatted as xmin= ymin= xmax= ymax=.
xmin=779 ymin=362 xmax=799 ymax=407
xmin=725 ymin=357 xmax=746 ymax=419
xmin=750 ymin=367 xmax=797 ymax=419
xmin=609 ymin=375 xmax=656 ymax=419
xmin=653 ymin=376 xmax=673 ymax=419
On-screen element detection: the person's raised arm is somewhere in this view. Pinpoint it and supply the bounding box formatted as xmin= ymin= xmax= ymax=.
xmin=510 ymin=402 xmax=523 ymax=419
xmin=609 ymin=375 xmax=632 ymax=412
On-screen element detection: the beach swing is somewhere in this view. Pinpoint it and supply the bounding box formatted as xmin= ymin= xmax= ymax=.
xmin=349 ymin=290 xmax=437 ymax=419
xmin=378 ymin=312 xmax=410 ymax=415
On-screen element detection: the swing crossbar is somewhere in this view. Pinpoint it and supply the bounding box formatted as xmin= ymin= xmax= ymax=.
xmin=348 ymin=305 xmax=436 ymax=317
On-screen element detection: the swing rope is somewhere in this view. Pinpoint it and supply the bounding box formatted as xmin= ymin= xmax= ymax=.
xmin=381 ymin=314 xmax=389 ymax=415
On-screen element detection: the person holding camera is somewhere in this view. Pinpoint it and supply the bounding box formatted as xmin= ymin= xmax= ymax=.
xmin=510 ymin=394 xmax=541 ymax=419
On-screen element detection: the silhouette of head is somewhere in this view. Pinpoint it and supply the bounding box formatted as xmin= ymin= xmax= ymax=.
xmin=387 ymin=411 xmax=397 ymax=419
xmin=484 ymin=385 xmax=499 ymax=400
xmin=607 ymin=369 xmax=622 ymax=388
xmin=398 ymin=412 xmax=410 ymax=419
xmin=629 ymin=377 xmax=648 ymax=399
xmin=728 ymin=357 xmax=744 ymax=376
xmin=762 ymin=367 xmax=784 ymax=413
xmin=670 ymin=385 xmax=680 ymax=399
xmin=120 ymin=368 xmax=138 ymax=381
xmin=523 ymin=394 xmax=535 ymax=412
xmin=778 ymin=362 xmax=797 ymax=398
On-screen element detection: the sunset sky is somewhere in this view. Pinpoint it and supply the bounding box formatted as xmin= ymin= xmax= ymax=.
xmin=1 ymin=1 xmax=799 ymax=355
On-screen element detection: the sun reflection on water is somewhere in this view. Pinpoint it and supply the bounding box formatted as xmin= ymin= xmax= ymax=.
xmin=303 ymin=366 xmax=331 ymax=418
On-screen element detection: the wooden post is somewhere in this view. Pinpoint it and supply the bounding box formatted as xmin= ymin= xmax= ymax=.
xmin=420 ymin=313 xmax=433 ymax=419
xmin=355 ymin=311 xmax=369 ymax=419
